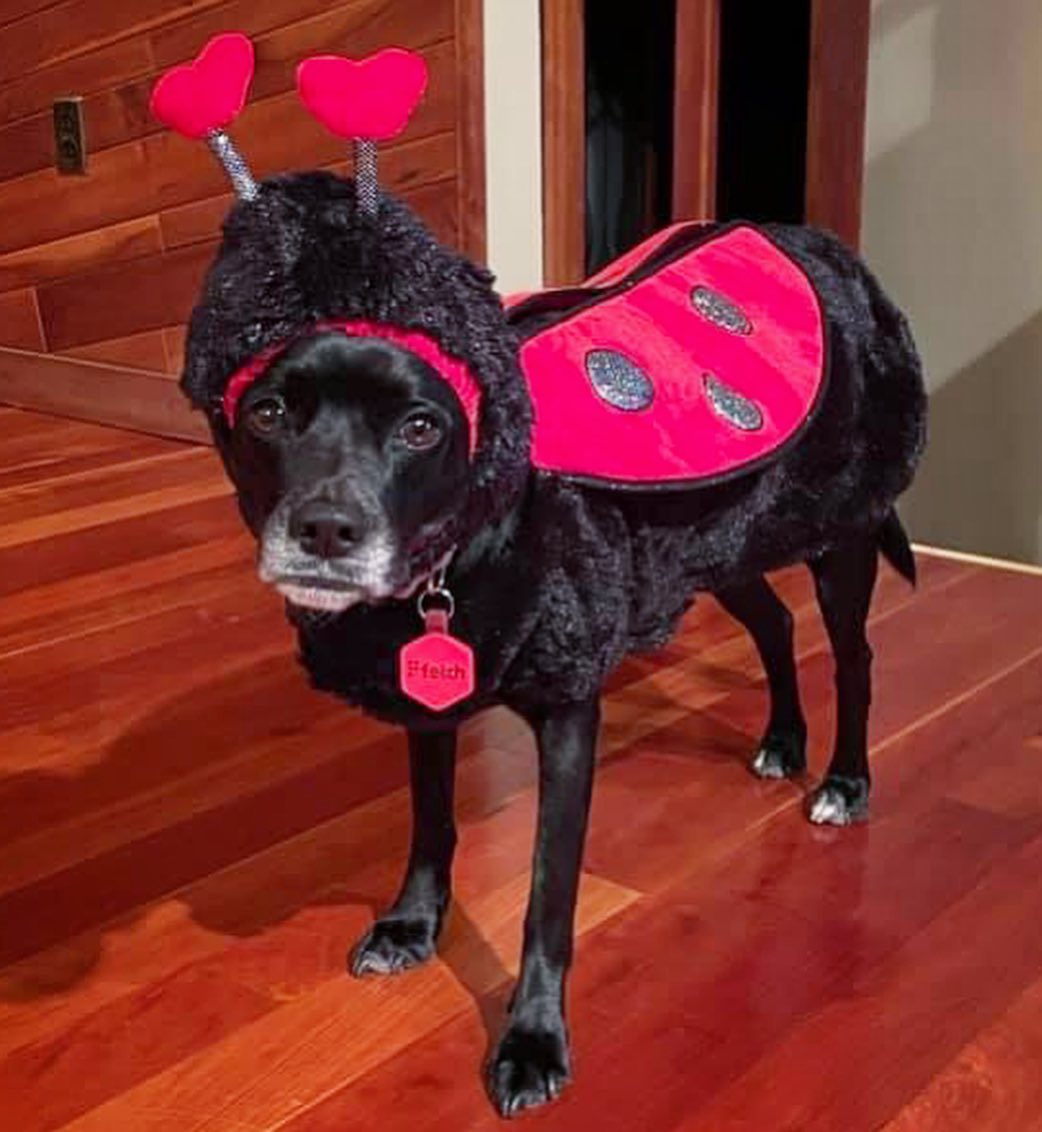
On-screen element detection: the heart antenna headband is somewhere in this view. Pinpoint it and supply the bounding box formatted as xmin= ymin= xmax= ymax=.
xmin=150 ymin=33 xmax=429 ymax=215
xmin=149 ymin=33 xmax=259 ymax=200
xmin=296 ymin=47 xmax=428 ymax=215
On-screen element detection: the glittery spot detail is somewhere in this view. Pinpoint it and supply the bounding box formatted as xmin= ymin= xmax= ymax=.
xmin=704 ymin=373 xmax=763 ymax=431
xmin=207 ymin=130 xmax=258 ymax=201
xmin=585 ymin=350 xmax=655 ymax=411
xmin=354 ymin=139 xmax=379 ymax=217
xmin=691 ymin=286 xmax=753 ymax=335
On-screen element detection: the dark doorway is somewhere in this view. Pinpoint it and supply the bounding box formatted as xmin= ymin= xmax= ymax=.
xmin=545 ymin=0 xmax=869 ymax=285
xmin=714 ymin=0 xmax=811 ymax=224
xmin=585 ymin=0 xmax=675 ymax=275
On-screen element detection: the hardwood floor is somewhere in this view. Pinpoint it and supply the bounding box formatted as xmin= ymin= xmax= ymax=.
xmin=0 ymin=407 xmax=1040 ymax=1130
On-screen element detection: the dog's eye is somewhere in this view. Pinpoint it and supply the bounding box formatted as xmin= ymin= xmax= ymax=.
xmin=399 ymin=414 xmax=443 ymax=452
xmin=245 ymin=398 xmax=286 ymax=437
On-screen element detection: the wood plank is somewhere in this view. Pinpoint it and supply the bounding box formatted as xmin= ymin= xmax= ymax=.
xmin=672 ymin=0 xmax=720 ymax=220
xmin=0 ymin=42 xmax=456 ymax=256
xmin=0 ymin=0 xmax=425 ymax=127
xmin=0 ymin=960 xmax=276 ymax=1132
xmin=150 ymin=0 xmax=443 ymax=70
xmin=454 ymin=0 xmax=487 ymax=261
xmin=0 ymin=0 xmax=227 ymax=78
xmin=677 ymin=831 xmax=1042 ymax=1132
xmin=0 ymin=444 xmax=217 ymax=525
xmin=883 ymin=976 xmax=1042 ymax=1132
xmin=0 ymin=490 xmax=236 ymax=597
xmin=0 ymin=0 xmax=455 ymax=182
xmin=0 ymin=1 xmax=72 ymax=30
xmin=0 ymin=706 xmax=523 ymax=1055
xmin=0 ymin=556 xmax=969 ymax=1112
xmin=0 ymin=36 xmax=153 ymax=126
xmin=0 ymin=287 xmax=45 ymax=349
xmin=41 ymin=176 xmax=457 ymax=353
xmin=160 ymin=131 xmax=456 ymax=249
xmin=64 ymin=329 xmax=170 ymax=373
xmin=0 ymin=348 xmax=208 ymax=440
xmin=541 ymin=0 xmax=586 ymax=285
xmin=591 ymin=566 xmax=1042 ymax=896
xmin=0 ymin=473 xmax=228 ymax=551
xmin=0 ymin=431 xmax=174 ymax=491
xmin=163 ymin=325 xmax=187 ymax=372
xmin=0 ymin=217 xmax=162 ymax=295
xmin=0 ymin=558 xmax=955 ymax=942
xmin=38 ymin=243 xmax=215 ymax=351
xmin=20 ymin=870 xmax=633 ymax=1132
xmin=337 ymin=641 xmax=1042 ymax=1132
xmin=805 ymin=0 xmax=871 ymax=246
xmin=0 ymin=407 xmax=1038 ymax=1130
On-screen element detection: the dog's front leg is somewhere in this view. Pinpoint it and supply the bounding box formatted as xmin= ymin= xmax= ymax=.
xmin=487 ymin=698 xmax=600 ymax=1117
xmin=350 ymin=728 xmax=457 ymax=976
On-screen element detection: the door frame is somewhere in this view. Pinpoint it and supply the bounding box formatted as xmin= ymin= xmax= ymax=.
xmin=540 ymin=0 xmax=872 ymax=286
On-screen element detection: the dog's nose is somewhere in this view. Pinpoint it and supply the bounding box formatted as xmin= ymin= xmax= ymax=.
xmin=289 ymin=500 xmax=364 ymax=559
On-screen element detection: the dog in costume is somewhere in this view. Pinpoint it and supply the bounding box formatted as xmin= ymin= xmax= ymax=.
xmin=151 ymin=34 xmax=926 ymax=1117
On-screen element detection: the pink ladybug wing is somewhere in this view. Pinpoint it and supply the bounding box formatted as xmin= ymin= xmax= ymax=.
xmin=505 ymin=223 xmax=827 ymax=489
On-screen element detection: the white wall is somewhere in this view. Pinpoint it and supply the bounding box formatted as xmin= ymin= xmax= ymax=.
xmin=482 ymin=0 xmax=544 ymax=294
xmin=862 ymin=0 xmax=1042 ymax=562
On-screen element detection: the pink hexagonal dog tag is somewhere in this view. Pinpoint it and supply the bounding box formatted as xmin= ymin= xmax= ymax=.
xmin=399 ymin=609 xmax=475 ymax=713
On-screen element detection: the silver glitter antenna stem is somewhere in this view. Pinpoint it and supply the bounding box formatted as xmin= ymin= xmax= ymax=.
xmin=207 ymin=129 xmax=259 ymax=201
xmin=354 ymin=138 xmax=379 ymax=216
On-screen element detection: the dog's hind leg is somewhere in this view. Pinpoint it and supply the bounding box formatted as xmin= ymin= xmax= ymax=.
xmin=806 ymin=532 xmax=880 ymax=825
xmin=350 ymin=728 xmax=457 ymax=976
xmin=715 ymin=577 xmax=808 ymax=779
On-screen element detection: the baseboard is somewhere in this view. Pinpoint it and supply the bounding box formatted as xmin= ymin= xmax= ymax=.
xmin=0 ymin=347 xmax=210 ymax=443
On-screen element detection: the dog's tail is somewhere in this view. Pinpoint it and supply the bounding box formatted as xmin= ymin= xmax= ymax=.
xmin=878 ymin=509 xmax=916 ymax=586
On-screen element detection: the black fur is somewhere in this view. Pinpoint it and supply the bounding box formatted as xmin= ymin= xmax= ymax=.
xmin=182 ymin=173 xmax=926 ymax=1117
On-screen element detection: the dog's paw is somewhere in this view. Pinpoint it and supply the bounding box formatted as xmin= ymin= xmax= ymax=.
xmin=751 ymin=727 xmax=807 ymax=780
xmin=348 ymin=916 xmax=439 ymax=977
xmin=486 ymin=1024 xmax=571 ymax=1118
xmin=806 ymin=775 xmax=870 ymax=826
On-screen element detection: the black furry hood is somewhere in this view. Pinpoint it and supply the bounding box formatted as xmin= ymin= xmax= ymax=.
xmin=184 ymin=171 xmax=532 ymax=534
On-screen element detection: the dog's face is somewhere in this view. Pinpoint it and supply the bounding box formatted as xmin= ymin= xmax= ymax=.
xmin=220 ymin=332 xmax=471 ymax=612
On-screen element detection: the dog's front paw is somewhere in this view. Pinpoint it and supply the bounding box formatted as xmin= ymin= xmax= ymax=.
xmin=486 ymin=1023 xmax=571 ymax=1118
xmin=806 ymin=775 xmax=869 ymax=825
xmin=751 ymin=726 xmax=807 ymax=779
xmin=348 ymin=916 xmax=439 ymax=977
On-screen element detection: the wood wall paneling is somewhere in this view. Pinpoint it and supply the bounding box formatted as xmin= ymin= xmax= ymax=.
xmin=0 ymin=0 xmax=456 ymax=184
xmin=541 ymin=0 xmax=586 ymax=286
xmin=0 ymin=0 xmax=485 ymax=433
xmin=65 ymin=330 xmax=175 ymax=375
xmin=0 ymin=217 xmax=163 ymax=294
xmin=0 ymin=40 xmax=457 ymax=256
xmin=805 ymin=0 xmax=872 ymax=248
xmin=0 ymin=350 xmax=208 ymax=441
xmin=672 ymin=0 xmax=721 ymax=221
xmin=454 ymin=0 xmax=487 ymax=262
xmin=0 ymin=289 xmax=46 ymax=351
xmin=158 ymin=131 xmax=457 ymax=251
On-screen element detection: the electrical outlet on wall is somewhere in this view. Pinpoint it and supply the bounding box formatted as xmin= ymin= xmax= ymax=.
xmin=53 ymin=98 xmax=87 ymax=174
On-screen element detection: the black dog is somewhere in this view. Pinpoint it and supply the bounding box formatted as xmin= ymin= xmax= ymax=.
xmin=188 ymin=180 xmax=925 ymax=1116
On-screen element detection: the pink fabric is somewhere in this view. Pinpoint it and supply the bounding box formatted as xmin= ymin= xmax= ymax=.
xmin=296 ymin=48 xmax=428 ymax=140
xmin=150 ymin=33 xmax=255 ymax=140
xmin=518 ymin=225 xmax=825 ymax=485
xmin=222 ymin=320 xmax=482 ymax=455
